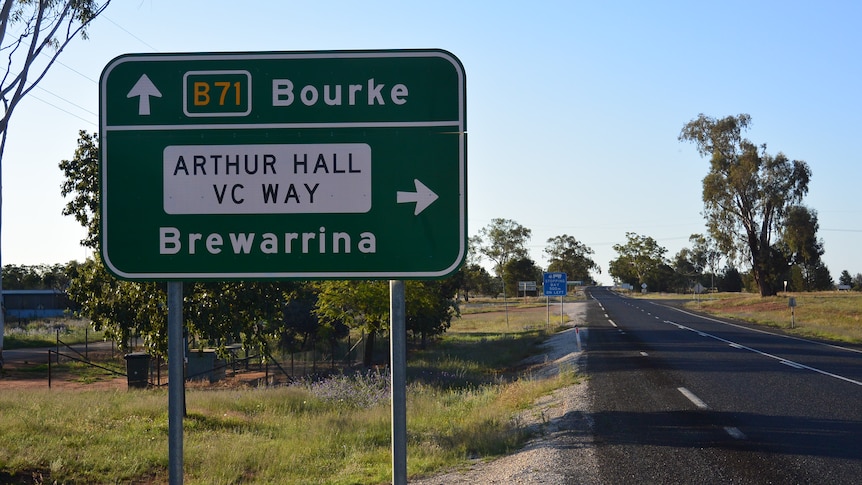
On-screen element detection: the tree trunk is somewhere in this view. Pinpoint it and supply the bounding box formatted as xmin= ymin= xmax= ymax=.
xmin=362 ymin=328 xmax=376 ymax=367
xmin=753 ymin=245 xmax=777 ymax=297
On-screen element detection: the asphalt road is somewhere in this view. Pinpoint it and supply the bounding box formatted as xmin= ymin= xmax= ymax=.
xmin=584 ymin=286 xmax=862 ymax=484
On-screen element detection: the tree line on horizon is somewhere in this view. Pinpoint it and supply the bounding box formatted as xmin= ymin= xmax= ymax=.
xmin=7 ymin=110 xmax=862 ymax=361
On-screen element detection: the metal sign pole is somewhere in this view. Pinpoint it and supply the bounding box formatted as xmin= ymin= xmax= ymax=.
xmin=168 ymin=281 xmax=184 ymax=485
xmin=390 ymin=280 xmax=407 ymax=485
xmin=560 ymin=297 xmax=564 ymax=326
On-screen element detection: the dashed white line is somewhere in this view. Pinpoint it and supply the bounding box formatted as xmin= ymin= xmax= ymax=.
xmin=724 ymin=426 xmax=747 ymax=440
xmin=608 ymin=319 xmax=618 ymax=328
xmin=678 ymin=387 xmax=709 ymax=409
xmin=664 ymin=319 xmax=862 ymax=386
xmin=664 ymin=304 xmax=862 ymax=356
xmin=640 ymin=351 xmax=649 ymax=357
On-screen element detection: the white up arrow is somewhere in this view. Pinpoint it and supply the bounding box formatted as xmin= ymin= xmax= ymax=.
xmin=397 ymin=179 xmax=439 ymax=215
xmin=127 ymin=74 xmax=162 ymax=116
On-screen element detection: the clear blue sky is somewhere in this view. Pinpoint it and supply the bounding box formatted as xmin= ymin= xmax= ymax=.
xmin=4 ymin=1 xmax=860 ymax=285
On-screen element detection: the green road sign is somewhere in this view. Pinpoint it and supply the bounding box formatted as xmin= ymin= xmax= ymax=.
xmin=99 ymin=50 xmax=466 ymax=280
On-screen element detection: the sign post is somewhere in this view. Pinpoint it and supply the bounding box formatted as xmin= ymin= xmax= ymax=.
xmin=100 ymin=50 xmax=466 ymax=485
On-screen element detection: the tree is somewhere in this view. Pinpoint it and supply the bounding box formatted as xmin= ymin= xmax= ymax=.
xmin=0 ymin=0 xmax=112 ymax=367
xmin=689 ymin=234 xmax=722 ymax=289
xmin=544 ymin=234 xmax=599 ymax=284
xmin=839 ymin=270 xmax=853 ymax=287
xmin=59 ymin=130 xmax=99 ymax=249
xmin=503 ymin=257 xmax=541 ymax=297
xmin=459 ymin=263 xmax=494 ymax=299
xmin=66 ymin=256 xmax=169 ymax=352
xmin=671 ymin=247 xmax=701 ymax=292
xmin=718 ymin=266 xmax=744 ymax=292
xmin=608 ymin=232 xmax=668 ymax=289
xmin=314 ymin=280 xmax=390 ymax=367
xmin=679 ymin=114 xmax=812 ymax=296
xmin=477 ymin=219 xmax=531 ymax=324
xmin=405 ymin=279 xmax=458 ymax=348
xmin=780 ymin=205 xmax=832 ymax=291
xmin=478 ymin=218 xmax=531 ymax=277
xmin=672 ymin=234 xmax=723 ymax=293
xmin=453 ymin=235 xmax=491 ymax=300
xmin=59 ymin=131 xmax=303 ymax=357
xmin=2 ymin=262 xmax=74 ymax=290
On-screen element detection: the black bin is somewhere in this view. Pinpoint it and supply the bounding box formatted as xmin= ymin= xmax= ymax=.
xmin=124 ymin=352 xmax=151 ymax=389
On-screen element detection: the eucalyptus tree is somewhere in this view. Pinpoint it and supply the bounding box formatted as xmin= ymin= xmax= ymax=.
xmin=679 ymin=113 xmax=811 ymax=296
xmin=478 ymin=218 xmax=531 ymax=278
xmin=544 ymin=234 xmax=599 ymax=284
xmin=780 ymin=205 xmax=832 ymax=291
xmin=477 ymin=218 xmax=531 ymax=326
xmin=608 ymin=232 xmax=668 ymax=289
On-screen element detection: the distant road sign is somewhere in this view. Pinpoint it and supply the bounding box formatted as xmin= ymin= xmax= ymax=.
xmin=543 ymin=272 xmax=568 ymax=296
xmin=100 ymin=50 xmax=466 ymax=280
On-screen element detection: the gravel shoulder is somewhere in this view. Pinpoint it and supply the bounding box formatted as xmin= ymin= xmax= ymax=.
xmin=411 ymin=301 xmax=600 ymax=484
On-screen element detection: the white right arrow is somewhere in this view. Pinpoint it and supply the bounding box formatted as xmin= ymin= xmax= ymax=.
xmin=127 ymin=74 xmax=162 ymax=116
xmin=397 ymin=179 xmax=439 ymax=215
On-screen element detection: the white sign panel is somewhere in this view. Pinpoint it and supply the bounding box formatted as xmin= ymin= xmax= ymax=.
xmin=163 ymin=143 xmax=372 ymax=214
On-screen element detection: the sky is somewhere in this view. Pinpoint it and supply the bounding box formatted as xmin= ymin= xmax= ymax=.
xmin=3 ymin=0 xmax=861 ymax=286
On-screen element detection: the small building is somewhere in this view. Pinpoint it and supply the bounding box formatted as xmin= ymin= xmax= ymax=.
xmin=2 ymin=289 xmax=75 ymax=319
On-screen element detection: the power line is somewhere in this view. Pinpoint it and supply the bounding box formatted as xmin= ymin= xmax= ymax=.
xmin=103 ymin=15 xmax=160 ymax=51
xmin=29 ymin=93 xmax=96 ymax=126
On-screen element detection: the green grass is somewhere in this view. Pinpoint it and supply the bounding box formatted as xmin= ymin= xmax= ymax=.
xmin=0 ymin=307 xmax=579 ymax=484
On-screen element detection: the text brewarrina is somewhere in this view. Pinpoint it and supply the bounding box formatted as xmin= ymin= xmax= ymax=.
xmin=159 ymin=227 xmax=376 ymax=255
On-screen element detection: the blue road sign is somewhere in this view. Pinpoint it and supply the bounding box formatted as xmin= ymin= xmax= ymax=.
xmin=543 ymin=272 xmax=567 ymax=296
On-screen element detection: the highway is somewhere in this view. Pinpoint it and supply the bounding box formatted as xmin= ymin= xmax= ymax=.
xmin=584 ymin=286 xmax=862 ymax=483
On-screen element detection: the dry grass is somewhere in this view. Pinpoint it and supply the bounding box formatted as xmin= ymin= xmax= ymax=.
xmin=684 ymin=291 xmax=862 ymax=343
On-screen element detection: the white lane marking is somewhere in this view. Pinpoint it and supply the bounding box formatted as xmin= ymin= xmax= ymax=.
xmin=608 ymin=320 xmax=618 ymax=328
xmin=678 ymin=387 xmax=709 ymax=409
xmin=664 ymin=320 xmax=862 ymax=387
xmin=724 ymin=427 xmax=746 ymax=440
xmin=664 ymin=305 xmax=862 ymax=356
xmin=640 ymin=351 xmax=649 ymax=357
xmin=604 ymin=313 xmax=609 ymax=318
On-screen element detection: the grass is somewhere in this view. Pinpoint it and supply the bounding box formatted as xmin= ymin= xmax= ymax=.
xmin=3 ymin=317 xmax=105 ymax=349
xmin=626 ymin=289 xmax=862 ymax=344
xmin=682 ymin=291 xmax=862 ymax=343
xmin=0 ymin=306 xmax=579 ymax=484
